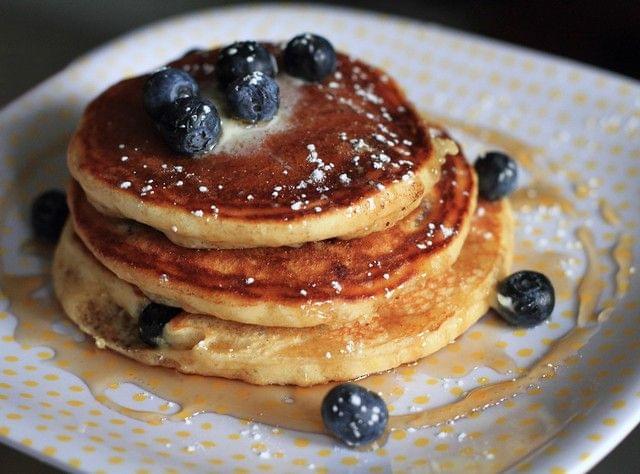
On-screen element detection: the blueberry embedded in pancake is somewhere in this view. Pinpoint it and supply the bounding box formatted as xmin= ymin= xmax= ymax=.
xmin=68 ymin=41 xmax=453 ymax=249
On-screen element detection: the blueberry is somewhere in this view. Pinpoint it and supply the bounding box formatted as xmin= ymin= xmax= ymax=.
xmin=226 ymin=71 xmax=279 ymax=123
xmin=138 ymin=303 xmax=181 ymax=347
xmin=143 ymin=67 xmax=199 ymax=120
xmin=157 ymin=96 xmax=222 ymax=155
xmin=496 ymin=271 xmax=555 ymax=327
xmin=284 ymin=33 xmax=336 ymax=82
xmin=215 ymin=41 xmax=277 ymax=88
xmin=474 ymin=151 xmax=518 ymax=201
xmin=31 ymin=190 xmax=68 ymax=243
xmin=321 ymin=383 xmax=388 ymax=446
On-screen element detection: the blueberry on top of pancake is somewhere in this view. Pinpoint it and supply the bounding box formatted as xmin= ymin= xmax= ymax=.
xmin=68 ymin=40 xmax=451 ymax=249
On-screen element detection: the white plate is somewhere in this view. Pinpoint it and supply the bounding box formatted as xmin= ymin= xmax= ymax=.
xmin=0 ymin=4 xmax=639 ymax=473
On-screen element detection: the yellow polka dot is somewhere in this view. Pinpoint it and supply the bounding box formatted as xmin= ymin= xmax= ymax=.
xmin=391 ymin=430 xmax=407 ymax=440
xmin=232 ymin=454 xmax=246 ymax=461
xmin=517 ymin=348 xmax=534 ymax=357
xmin=550 ymin=467 xmax=566 ymax=474
xmin=109 ymin=457 xmax=124 ymax=465
xmin=43 ymin=374 xmax=59 ymax=381
xmin=317 ymin=449 xmax=331 ymax=457
xmin=414 ymin=437 xmax=429 ymax=447
xmin=412 ymin=395 xmax=429 ymax=404
xmin=612 ymin=400 xmax=626 ymax=409
xmin=450 ymin=387 xmax=464 ymax=397
xmin=3 ymin=355 xmax=18 ymax=362
xmin=175 ymin=430 xmax=190 ymax=438
xmin=435 ymin=443 xmax=449 ymax=452
xmin=132 ymin=392 xmax=148 ymax=402
xmin=587 ymin=433 xmax=602 ymax=441
xmin=603 ymin=418 xmax=617 ymax=426
xmin=294 ymin=437 xmax=310 ymax=447
xmin=42 ymin=446 xmax=57 ymax=456
xmin=67 ymin=400 xmax=84 ymax=407
xmin=342 ymin=457 xmax=359 ymax=466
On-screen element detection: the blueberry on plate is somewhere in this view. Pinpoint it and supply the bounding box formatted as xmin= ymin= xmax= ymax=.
xmin=496 ymin=270 xmax=555 ymax=327
xmin=226 ymin=71 xmax=280 ymax=123
xmin=215 ymin=41 xmax=277 ymax=88
xmin=321 ymin=383 xmax=388 ymax=446
xmin=158 ymin=96 xmax=222 ymax=155
xmin=138 ymin=303 xmax=182 ymax=347
xmin=283 ymin=33 xmax=336 ymax=82
xmin=31 ymin=189 xmax=69 ymax=243
xmin=143 ymin=67 xmax=199 ymax=120
xmin=474 ymin=151 xmax=518 ymax=201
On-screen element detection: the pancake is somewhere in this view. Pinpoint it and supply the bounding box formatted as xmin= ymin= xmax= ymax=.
xmin=69 ymin=149 xmax=476 ymax=328
xmin=68 ymin=44 xmax=455 ymax=249
xmin=53 ymin=198 xmax=513 ymax=386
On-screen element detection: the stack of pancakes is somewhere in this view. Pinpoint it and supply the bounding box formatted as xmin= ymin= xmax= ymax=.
xmin=53 ymin=46 xmax=514 ymax=386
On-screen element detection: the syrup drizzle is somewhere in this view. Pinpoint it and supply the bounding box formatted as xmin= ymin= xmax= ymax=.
xmin=613 ymin=234 xmax=634 ymax=299
xmin=421 ymin=111 xmax=542 ymax=180
xmin=576 ymin=227 xmax=604 ymax=327
xmin=599 ymin=198 xmax=621 ymax=226
xmin=510 ymin=183 xmax=576 ymax=216
xmin=389 ymin=326 xmax=596 ymax=430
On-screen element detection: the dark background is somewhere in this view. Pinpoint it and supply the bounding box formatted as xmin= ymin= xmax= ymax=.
xmin=1 ymin=0 xmax=638 ymax=472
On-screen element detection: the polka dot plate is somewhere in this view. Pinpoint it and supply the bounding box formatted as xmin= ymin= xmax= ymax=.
xmin=0 ymin=4 xmax=638 ymax=473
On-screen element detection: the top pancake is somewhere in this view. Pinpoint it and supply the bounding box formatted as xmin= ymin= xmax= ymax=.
xmin=68 ymin=44 xmax=453 ymax=249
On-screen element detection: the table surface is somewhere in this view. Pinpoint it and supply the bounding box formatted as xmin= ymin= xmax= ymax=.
xmin=1 ymin=1 xmax=638 ymax=472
